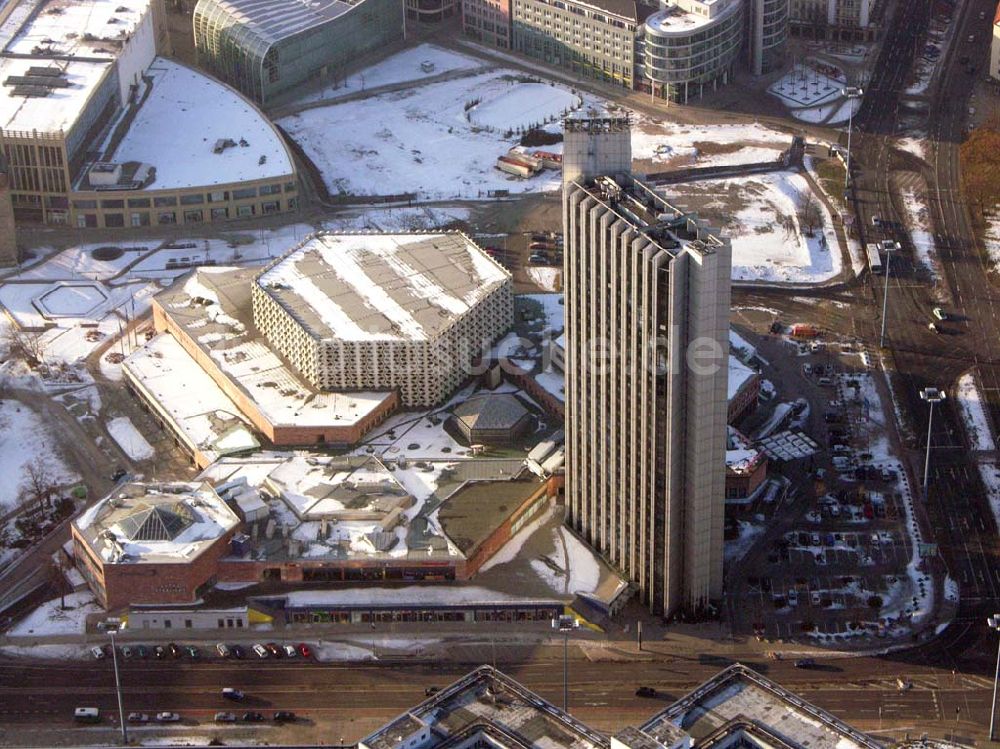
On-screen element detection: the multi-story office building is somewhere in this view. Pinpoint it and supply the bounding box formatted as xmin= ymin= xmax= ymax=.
xmin=789 ymin=0 xmax=873 ymax=41
xmin=511 ymin=0 xmax=651 ymax=89
xmin=193 ymin=0 xmax=404 ymax=106
xmin=407 ymin=0 xmax=458 ymax=21
xmin=747 ymin=0 xmax=789 ymax=75
xmin=561 ymin=117 xmax=731 ymax=616
xmin=640 ymin=0 xmax=745 ymax=103
xmin=463 ymin=0 xmax=513 ymax=48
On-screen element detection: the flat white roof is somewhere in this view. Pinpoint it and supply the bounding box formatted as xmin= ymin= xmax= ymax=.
xmin=110 ymin=57 xmax=294 ymax=189
xmin=0 ymin=56 xmax=110 ymax=134
xmin=645 ymin=0 xmax=736 ymax=35
xmin=5 ymin=0 xmax=152 ymax=58
xmin=257 ymin=233 xmax=510 ymax=342
xmin=123 ymin=332 xmax=259 ymax=462
xmin=728 ymin=355 xmax=756 ymax=401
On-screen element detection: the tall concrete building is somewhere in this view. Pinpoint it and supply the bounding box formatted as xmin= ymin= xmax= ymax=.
xmin=562 ymin=117 xmax=731 ymax=616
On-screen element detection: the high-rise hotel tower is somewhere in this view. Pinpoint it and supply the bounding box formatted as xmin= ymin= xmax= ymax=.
xmin=561 ymin=116 xmax=731 ymax=616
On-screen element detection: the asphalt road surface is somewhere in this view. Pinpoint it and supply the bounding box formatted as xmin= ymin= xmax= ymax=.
xmin=0 ymin=646 xmax=996 ymax=746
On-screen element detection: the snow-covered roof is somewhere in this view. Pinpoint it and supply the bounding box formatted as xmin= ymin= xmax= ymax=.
xmin=641 ymin=664 xmax=880 ymax=749
xmin=451 ymin=393 xmax=532 ymax=432
xmin=155 ymin=267 xmax=396 ymax=429
xmin=74 ymin=481 xmax=239 ymax=565
xmin=728 ymin=354 xmax=757 ymax=401
xmin=108 ymin=58 xmax=295 ymax=189
xmin=645 ymin=0 xmax=737 ymax=35
xmin=196 ymin=0 xmax=355 ymax=47
xmin=0 ymin=56 xmax=111 ymax=135
xmin=362 ymin=665 xmax=606 ymax=749
xmin=122 ymin=332 xmax=259 ymax=463
xmin=256 ymin=232 xmax=511 ymax=342
xmin=4 ymin=0 xmax=152 ymax=58
xmin=725 ymin=449 xmax=762 ymax=474
xmin=263 ymin=455 xmax=412 ymax=522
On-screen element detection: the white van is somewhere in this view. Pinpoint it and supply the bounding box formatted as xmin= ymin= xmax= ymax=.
xmin=74 ymin=707 xmax=100 ymax=723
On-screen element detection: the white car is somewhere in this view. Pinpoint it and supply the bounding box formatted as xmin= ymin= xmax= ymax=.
xmin=283 ymin=644 xmax=297 ymax=658
xmin=252 ymin=643 xmax=269 ymax=659
xmin=932 ymin=307 xmax=947 ymax=320
xmin=156 ymin=712 xmax=180 ymax=723
xmin=90 ymin=646 xmax=106 ymax=660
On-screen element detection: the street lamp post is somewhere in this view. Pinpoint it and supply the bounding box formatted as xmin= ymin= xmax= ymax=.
xmin=108 ymin=626 xmax=128 ymax=745
xmin=842 ymin=86 xmax=864 ymax=191
xmin=879 ymin=241 xmax=899 ymax=348
xmin=552 ymin=615 xmax=578 ymax=713
xmin=989 ymin=615 xmax=1000 ymax=740
xmin=920 ymin=388 xmax=946 ymax=495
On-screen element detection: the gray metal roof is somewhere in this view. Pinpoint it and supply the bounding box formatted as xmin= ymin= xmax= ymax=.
xmin=198 ymin=0 xmax=354 ymax=47
xmin=452 ymin=393 xmax=531 ymax=432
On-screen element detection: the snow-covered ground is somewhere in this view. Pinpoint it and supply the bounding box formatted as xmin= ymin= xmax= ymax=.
xmin=0 ymin=399 xmax=79 ymax=511
xmin=294 ymin=44 xmax=485 ymax=105
xmin=768 ymin=64 xmax=844 ymax=108
xmin=106 ymin=416 xmax=155 ymax=461
xmin=984 ymin=212 xmax=1000 ymax=269
xmin=527 ymin=267 xmax=560 ymax=291
xmin=279 ymin=71 xmax=582 ymax=200
xmin=956 ymin=373 xmax=996 ymax=451
xmin=898 ymin=137 xmax=927 ymax=162
xmin=673 ymin=171 xmax=841 ymax=283
xmin=9 ymin=591 xmax=98 ymax=636
xmin=900 ymin=187 xmax=940 ymax=280
xmin=279 ymin=51 xmax=792 ymax=201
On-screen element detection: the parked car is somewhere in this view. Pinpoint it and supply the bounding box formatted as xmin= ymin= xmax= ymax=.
xmin=222 ymin=688 xmax=245 ymax=701
xmin=121 ymin=646 xmax=133 ymax=659
xmin=215 ymin=712 xmax=238 ymax=723
xmin=243 ymin=711 xmax=265 ymax=722
xmin=154 ymin=645 xmax=167 ymax=659
xmin=167 ymin=643 xmax=181 ymax=658
xmin=127 ymin=712 xmax=148 ymax=723
xmin=297 ymin=643 xmax=312 ymax=658
xmin=273 ymin=711 xmax=296 ymax=722
xmin=635 ymin=686 xmax=658 ymax=698
xmin=136 ymin=645 xmax=149 ymax=659
xmin=186 ymin=646 xmax=200 ymax=659
xmin=217 ymin=643 xmax=231 ymax=658
xmin=231 ymin=644 xmax=246 ymax=659
xmin=156 ymin=712 xmax=181 ymax=723
xmin=265 ymin=642 xmax=283 ymax=658
xmin=252 ymin=643 xmax=269 ymax=659
xmin=90 ymin=646 xmax=106 ymax=660
xmin=283 ymin=644 xmax=297 ymax=658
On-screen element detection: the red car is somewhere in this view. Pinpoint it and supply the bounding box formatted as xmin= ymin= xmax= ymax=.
xmin=297 ymin=643 xmax=312 ymax=659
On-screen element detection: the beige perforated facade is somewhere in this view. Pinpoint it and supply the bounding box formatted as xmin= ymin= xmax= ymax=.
xmin=253 ymin=232 xmax=514 ymax=408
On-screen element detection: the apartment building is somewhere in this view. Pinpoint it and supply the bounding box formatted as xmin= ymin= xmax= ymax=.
xmin=511 ymin=0 xmax=651 ymax=89
xmin=561 ymin=117 xmax=731 ymax=616
xmin=991 ymin=2 xmax=1000 ymax=82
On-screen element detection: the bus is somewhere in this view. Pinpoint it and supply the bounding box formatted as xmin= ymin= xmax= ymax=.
xmin=866 ymin=243 xmax=883 ymax=275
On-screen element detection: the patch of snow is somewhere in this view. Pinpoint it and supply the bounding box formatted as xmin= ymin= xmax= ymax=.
xmin=9 ymin=591 xmax=98 ymax=636
xmin=527 ymin=266 xmax=560 ymax=291
xmin=0 ymin=399 xmax=79 ymax=511
xmin=900 ymin=187 xmax=939 ymax=280
xmin=956 ymin=373 xmax=996 ymax=451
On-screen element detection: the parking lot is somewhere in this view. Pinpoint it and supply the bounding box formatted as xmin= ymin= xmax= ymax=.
xmin=727 ymin=320 xmax=935 ymax=646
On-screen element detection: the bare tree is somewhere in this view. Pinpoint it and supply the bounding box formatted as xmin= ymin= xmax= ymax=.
xmin=797 ymin=192 xmax=824 ymax=237
xmin=3 ymin=326 xmax=46 ymax=366
xmin=20 ymin=456 xmax=56 ymax=512
xmin=51 ymin=553 xmax=69 ymax=609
